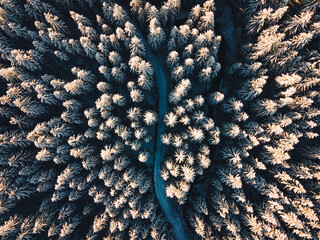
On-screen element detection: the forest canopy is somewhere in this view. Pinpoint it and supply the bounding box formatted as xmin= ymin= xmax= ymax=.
xmin=0 ymin=0 xmax=319 ymax=239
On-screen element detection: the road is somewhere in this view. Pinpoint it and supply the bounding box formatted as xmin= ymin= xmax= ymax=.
xmin=149 ymin=53 xmax=193 ymax=240
xmin=131 ymin=20 xmax=194 ymax=240
xmin=121 ymin=4 xmax=194 ymax=237
xmin=150 ymin=53 xmax=193 ymax=240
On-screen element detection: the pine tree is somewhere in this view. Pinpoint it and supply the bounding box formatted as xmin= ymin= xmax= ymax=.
xmin=164 ymin=112 xmax=178 ymax=128
xmin=143 ymin=111 xmax=157 ymax=125
xmin=147 ymin=18 xmax=165 ymax=50
xmin=129 ymin=36 xmax=146 ymax=56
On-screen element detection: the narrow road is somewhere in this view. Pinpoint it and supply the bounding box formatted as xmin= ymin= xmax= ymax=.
xmin=150 ymin=52 xmax=193 ymax=240
xmin=127 ymin=16 xmax=194 ymax=240
xmin=149 ymin=54 xmax=193 ymax=240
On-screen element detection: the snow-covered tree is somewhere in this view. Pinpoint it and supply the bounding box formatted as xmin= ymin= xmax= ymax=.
xmin=143 ymin=111 xmax=157 ymax=125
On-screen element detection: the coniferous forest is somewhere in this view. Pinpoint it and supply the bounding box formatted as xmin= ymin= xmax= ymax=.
xmin=0 ymin=0 xmax=319 ymax=239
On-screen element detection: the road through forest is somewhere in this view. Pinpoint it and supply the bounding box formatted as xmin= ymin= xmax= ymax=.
xmin=148 ymin=2 xmax=238 ymax=238
xmin=123 ymin=5 xmax=194 ymax=238
xmin=145 ymin=45 xmax=193 ymax=240
xmin=148 ymin=53 xmax=193 ymax=240
xmin=132 ymin=22 xmax=194 ymax=240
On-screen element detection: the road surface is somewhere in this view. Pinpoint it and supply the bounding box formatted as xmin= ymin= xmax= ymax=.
xmin=150 ymin=52 xmax=193 ymax=240
xmin=149 ymin=53 xmax=193 ymax=240
xmin=131 ymin=19 xmax=194 ymax=240
xmin=122 ymin=5 xmax=194 ymax=238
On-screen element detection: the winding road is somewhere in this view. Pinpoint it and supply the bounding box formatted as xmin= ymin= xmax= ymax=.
xmin=129 ymin=17 xmax=194 ymax=240
xmin=148 ymin=54 xmax=193 ymax=240
xmin=122 ymin=4 xmax=194 ymax=238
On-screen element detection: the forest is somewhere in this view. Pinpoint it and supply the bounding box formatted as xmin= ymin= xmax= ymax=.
xmin=0 ymin=0 xmax=319 ymax=239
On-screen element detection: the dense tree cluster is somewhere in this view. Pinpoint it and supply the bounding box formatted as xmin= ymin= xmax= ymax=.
xmin=0 ymin=0 xmax=319 ymax=239
xmin=161 ymin=0 xmax=221 ymax=204
xmin=0 ymin=0 xmax=173 ymax=239
xmin=184 ymin=1 xmax=320 ymax=239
